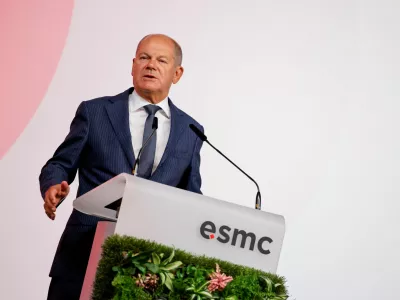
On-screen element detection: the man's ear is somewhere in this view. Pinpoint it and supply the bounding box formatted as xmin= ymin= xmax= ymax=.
xmin=131 ymin=58 xmax=135 ymax=76
xmin=172 ymin=66 xmax=184 ymax=84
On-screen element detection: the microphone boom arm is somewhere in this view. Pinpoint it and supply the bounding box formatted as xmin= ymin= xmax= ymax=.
xmin=189 ymin=124 xmax=262 ymax=210
xmin=205 ymin=140 xmax=262 ymax=210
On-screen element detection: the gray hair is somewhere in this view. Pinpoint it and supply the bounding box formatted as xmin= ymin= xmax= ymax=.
xmin=137 ymin=34 xmax=183 ymax=66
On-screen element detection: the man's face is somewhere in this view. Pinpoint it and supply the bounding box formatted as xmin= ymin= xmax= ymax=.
xmin=132 ymin=35 xmax=183 ymax=101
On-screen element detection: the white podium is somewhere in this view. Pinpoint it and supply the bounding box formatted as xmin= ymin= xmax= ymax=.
xmin=74 ymin=173 xmax=285 ymax=300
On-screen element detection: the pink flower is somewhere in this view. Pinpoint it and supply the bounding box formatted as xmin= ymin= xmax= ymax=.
xmin=208 ymin=264 xmax=233 ymax=292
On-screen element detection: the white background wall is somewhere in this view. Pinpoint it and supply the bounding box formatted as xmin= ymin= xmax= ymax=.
xmin=1 ymin=0 xmax=399 ymax=299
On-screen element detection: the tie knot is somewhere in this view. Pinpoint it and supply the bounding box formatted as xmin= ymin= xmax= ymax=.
xmin=144 ymin=104 xmax=161 ymax=116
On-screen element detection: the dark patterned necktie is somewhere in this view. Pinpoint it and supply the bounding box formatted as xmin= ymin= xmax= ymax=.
xmin=137 ymin=104 xmax=161 ymax=178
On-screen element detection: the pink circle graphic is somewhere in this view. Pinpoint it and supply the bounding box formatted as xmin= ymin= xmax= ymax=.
xmin=0 ymin=1 xmax=74 ymax=159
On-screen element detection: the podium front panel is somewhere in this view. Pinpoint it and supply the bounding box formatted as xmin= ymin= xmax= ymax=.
xmin=115 ymin=176 xmax=285 ymax=273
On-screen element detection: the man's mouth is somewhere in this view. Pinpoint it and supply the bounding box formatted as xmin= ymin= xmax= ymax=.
xmin=143 ymin=74 xmax=157 ymax=79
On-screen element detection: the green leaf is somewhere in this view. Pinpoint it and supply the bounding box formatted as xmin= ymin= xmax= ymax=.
xmin=112 ymin=266 xmax=120 ymax=272
xmin=163 ymin=248 xmax=175 ymax=265
xmin=261 ymin=276 xmax=273 ymax=293
xmin=152 ymin=252 xmax=161 ymax=265
xmin=199 ymin=290 xmax=214 ymax=298
xmin=136 ymin=265 xmax=146 ymax=274
xmin=176 ymin=268 xmax=185 ymax=280
xmin=144 ymin=263 xmax=160 ymax=273
xmin=160 ymin=272 xmax=166 ymax=285
xmin=166 ymin=272 xmax=175 ymax=280
xmin=165 ymin=274 xmax=174 ymax=291
xmin=128 ymin=267 xmax=136 ymax=275
xmin=162 ymin=261 xmax=182 ymax=271
xmin=198 ymin=280 xmax=210 ymax=291
xmin=132 ymin=250 xmax=152 ymax=261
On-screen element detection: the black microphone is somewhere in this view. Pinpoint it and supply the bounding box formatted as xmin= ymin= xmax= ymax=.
xmin=132 ymin=117 xmax=158 ymax=175
xmin=189 ymin=124 xmax=262 ymax=210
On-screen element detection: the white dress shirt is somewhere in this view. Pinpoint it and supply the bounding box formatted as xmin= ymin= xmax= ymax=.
xmin=128 ymin=90 xmax=171 ymax=174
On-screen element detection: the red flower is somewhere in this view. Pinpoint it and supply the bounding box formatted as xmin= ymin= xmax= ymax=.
xmin=208 ymin=264 xmax=233 ymax=292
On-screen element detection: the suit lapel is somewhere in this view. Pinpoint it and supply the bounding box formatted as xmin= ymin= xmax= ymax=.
xmin=152 ymin=99 xmax=186 ymax=176
xmin=105 ymin=88 xmax=135 ymax=169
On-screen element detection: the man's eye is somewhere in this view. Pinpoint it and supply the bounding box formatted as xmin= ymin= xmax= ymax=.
xmin=159 ymin=60 xmax=167 ymax=64
xmin=140 ymin=56 xmax=148 ymax=60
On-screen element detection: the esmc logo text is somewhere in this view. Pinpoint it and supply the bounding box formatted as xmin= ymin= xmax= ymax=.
xmin=200 ymin=221 xmax=273 ymax=255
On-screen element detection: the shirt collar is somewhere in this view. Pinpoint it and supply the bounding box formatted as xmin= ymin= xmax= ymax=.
xmin=129 ymin=89 xmax=171 ymax=119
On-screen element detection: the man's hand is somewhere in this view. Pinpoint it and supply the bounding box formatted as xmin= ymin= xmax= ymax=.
xmin=43 ymin=181 xmax=70 ymax=220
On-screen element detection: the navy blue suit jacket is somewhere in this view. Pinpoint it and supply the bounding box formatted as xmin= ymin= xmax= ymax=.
xmin=39 ymin=87 xmax=204 ymax=278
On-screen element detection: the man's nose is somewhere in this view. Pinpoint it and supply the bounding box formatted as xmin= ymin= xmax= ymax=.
xmin=146 ymin=59 xmax=156 ymax=70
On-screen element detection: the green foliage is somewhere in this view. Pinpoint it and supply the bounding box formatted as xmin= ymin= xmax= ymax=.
xmin=259 ymin=276 xmax=289 ymax=300
xmin=145 ymin=249 xmax=182 ymax=291
xmin=111 ymin=273 xmax=152 ymax=300
xmin=112 ymin=249 xmax=153 ymax=276
xmin=92 ymin=235 xmax=288 ymax=300
xmin=220 ymin=275 xmax=289 ymax=300
xmin=221 ymin=274 xmax=265 ymax=299
xmin=174 ymin=265 xmax=215 ymax=299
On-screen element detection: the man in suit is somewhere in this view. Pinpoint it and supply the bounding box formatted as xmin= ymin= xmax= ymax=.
xmin=40 ymin=33 xmax=204 ymax=300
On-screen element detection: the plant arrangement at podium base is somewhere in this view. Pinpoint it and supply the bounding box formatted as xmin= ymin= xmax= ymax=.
xmin=92 ymin=235 xmax=289 ymax=300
